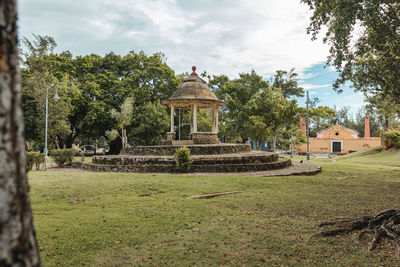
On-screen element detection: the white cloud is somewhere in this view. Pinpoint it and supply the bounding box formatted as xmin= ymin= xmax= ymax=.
xmin=19 ymin=0 xmax=331 ymax=77
xmin=300 ymin=83 xmax=331 ymax=90
xmin=87 ymin=18 xmax=116 ymax=39
xmin=298 ymin=73 xmax=316 ymax=79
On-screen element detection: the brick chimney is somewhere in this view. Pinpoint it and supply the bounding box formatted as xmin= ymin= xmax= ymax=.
xmin=300 ymin=117 xmax=306 ymax=134
xmin=364 ymin=114 xmax=370 ymax=138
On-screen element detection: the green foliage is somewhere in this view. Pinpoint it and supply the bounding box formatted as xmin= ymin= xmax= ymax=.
xmin=21 ymin=35 xmax=180 ymax=150
xmin=34 ymin=153 xmax=45 ymax=170
xmin=26 ymin=152 xmax=37 ymax=170
xmin=386 ymin=129 xmax=400 ymax=148
xmin=50 ymin=149 xmax=76 ymax=166
xmin=174 ymin=146 xmax=193 ymax=172
xmin=272 ymin=68 xmax=304 ymax=98
xmin=302 ymin=0 xmax=400 ymax=100
xmin=26 ymin=152 xmax=46 ymax=170
xmin=130 ymin=101 xmax=169 ymax=145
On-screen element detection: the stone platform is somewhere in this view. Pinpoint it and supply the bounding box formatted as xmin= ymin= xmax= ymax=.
xmin=68 ymin=155 xmax=291 ymax=173
xmin=65 ymin=144 xmax=309 ymax=174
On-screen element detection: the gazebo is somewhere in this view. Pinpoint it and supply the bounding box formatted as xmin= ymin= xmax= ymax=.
xmin=162 ymin=66 xmax=225 ymax=144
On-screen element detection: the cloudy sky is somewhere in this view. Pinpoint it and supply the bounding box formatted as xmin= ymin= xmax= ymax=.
xmin=18 ymin=0 xmax=365 ymax=113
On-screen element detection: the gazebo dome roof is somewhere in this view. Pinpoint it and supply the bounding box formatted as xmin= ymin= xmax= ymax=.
xmin=163 ymin=66 xmax=225 ymax=108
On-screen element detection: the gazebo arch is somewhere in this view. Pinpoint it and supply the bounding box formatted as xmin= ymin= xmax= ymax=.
xmin=162 ymin=66 xmax=225 ymax=144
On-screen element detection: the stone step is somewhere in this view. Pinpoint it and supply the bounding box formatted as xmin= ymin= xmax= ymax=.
xmin=68 ymin=158 xmax=291 ymax=173
xmin=92 ymin=152 xmax=278 ymax=166
xmin=171 ymin=140 xmax=194 ymax=146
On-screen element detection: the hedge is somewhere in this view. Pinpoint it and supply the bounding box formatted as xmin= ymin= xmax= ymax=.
xmin=50 ymin=149 xmax=76 ymax=167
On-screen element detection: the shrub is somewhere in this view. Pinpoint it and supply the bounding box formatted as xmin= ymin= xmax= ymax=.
xmin=386 ymin=129 xmax=400 ymax=148
xmin=26 ymin=152 xmax=37 ymax=170
xmin=174 ymin=146 xmax=193 ymax=172
xmin=34 ymin=153 xmax=45 ymax=170
xmin=50 ymin=149 xmax=76 ymax=167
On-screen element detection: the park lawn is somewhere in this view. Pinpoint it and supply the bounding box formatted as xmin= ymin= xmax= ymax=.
xmin=29 ymin=149 xmax=400 ymax=266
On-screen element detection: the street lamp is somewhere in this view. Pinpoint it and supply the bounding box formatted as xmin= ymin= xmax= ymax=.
xmin=306 ymin=91 xmax=311 ymax=161
xmin=44 ymin=84 xmax=59 ymax=169
xmin=290 ymin=125 xmax=294 ymax=158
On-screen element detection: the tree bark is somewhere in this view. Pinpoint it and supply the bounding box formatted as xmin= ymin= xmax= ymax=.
xmin=0 ymin=1 xmax=40 ymax=266
xmin=272 ymin=132 xmax=277 ymax=152
xmin=121 ymin=125 xmax=125 ymax=153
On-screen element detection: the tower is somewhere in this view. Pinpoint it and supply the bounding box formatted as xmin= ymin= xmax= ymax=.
xmin=364 ymin=114 xmax=370 ymax=138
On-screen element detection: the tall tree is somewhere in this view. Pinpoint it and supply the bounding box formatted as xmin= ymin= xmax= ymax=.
xmin=213 ymin=71 xmax=268 ymax=142
xmin=272 ymin=68 xmax=304 ymax=98
xmin=302 ymin=0 xmax=400 ymax=100
xmin=21 ymin=35 xmax=79 ymax=149
xmin=0 ymin=0 xmax=40 ymax=265
xmin=247 ymin=85 xmax=294 ymax=151
xmin=105 ymin=97 xmax=135 ymax=152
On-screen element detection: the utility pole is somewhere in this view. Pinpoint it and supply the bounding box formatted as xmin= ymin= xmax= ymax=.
xmin=290 ymin=125 xmax=294 ymax=158
xmin=44 ymin=84 xmax=58 ymax=169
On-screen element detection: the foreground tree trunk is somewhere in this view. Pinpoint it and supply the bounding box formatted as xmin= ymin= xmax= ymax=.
xmin=0 ymin=1 xmax=40 ymax=266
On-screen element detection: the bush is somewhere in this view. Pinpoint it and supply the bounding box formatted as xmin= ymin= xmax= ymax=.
xmin=50 ymin=149 xmax=76 ymax=167
xmin=26 ymin=152 xmax=37 ymax=170
xmin=26 ymin=152 xmax=46 ymax=170
xmin=34 ymin=153 xmax=45 ymax=170
xmin=386 ymin=129 xmax=400 ymax=148
xmin=174 ymin=146 xmax=193 ymax=172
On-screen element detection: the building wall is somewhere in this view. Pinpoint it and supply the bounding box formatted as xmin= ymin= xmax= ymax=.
xmin=298 ymin=137 xmax=381 ymax=154
xmin=316 ymin=125 xmax=358 ymax=139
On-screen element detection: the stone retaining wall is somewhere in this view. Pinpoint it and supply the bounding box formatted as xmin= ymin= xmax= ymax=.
xmin=92 ymin=153 xmax=278 ymax=166
xmin=190 ymin=132 xmax=218 ymax=144
xmin=65 ymin=158 xmax=291 ymax=173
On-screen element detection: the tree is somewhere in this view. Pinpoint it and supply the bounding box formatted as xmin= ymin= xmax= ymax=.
xmin=213 ymin=71 xmax=268 ymax=142
xmin=366 ymin=93 xmax=400 ymax=141
xmin=302 ymin=0 xmax=400 ymax=100
xmin=246 ymin=84 xmax=296 ymax=151
xmin=21 ymin=35 xmax=79 ymax=149
xmin=0 ymin=0 xmax=40 ymax=265
xmin=106 ymin=97 xmax=134 ymax=152
xmin=129 ymin=100 xmax=169 ymax=145
xmin=272 ymin=68 xmax=304 ymax=98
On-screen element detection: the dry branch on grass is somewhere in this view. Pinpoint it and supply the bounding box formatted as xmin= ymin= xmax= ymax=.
xmin=187 ymin=191 xmax=243 ymax=199
xmin=314 ymin=209 xmax=400 ymax=257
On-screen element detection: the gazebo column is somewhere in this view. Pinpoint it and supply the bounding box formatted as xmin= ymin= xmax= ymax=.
xmin=212 ymin=106 xmax=218 ymax=133
xmin=193 ymin=103 xmax=198 ymax=133
xmin=190 ymin=104 xmax=193 ymax=133
xmin=170 ymin=105 xmax=175 ymax=133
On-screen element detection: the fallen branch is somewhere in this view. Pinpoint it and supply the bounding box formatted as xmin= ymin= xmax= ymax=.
xmin=187 ymin=191 xmax=243 ymax=199
xmin=313 ymin=209 xmax=400 ymax=257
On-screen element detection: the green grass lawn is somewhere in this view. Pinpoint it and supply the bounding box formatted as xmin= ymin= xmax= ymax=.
xmin=29 ymin=148 xmax=400 ymax=266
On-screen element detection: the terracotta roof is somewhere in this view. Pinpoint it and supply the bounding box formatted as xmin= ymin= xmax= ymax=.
xmin=163 ymin=66 xmax=225 ymax=106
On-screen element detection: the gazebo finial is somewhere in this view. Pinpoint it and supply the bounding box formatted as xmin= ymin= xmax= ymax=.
xmin=191 ymin=66 xmax=197 ymax=75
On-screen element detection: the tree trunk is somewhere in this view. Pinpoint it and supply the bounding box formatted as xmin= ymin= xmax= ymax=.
xmin=272 ymin=132 xmax=277 ymax=152
xmin=121 ymin=125 xmax=125 ymax=153
xmin=0 ymin=1 xmax=40 ymax=265
xmin=382 ymin=116 xmax=389 ymax=149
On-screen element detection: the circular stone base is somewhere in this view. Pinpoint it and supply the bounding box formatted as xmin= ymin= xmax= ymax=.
xmin=125 ymin=143 xmax=251 ymax=156
xmin=93 ymin=152 xmax=278 ymax=166
xmin=67 ymin=156 xmax=291 ymax=173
